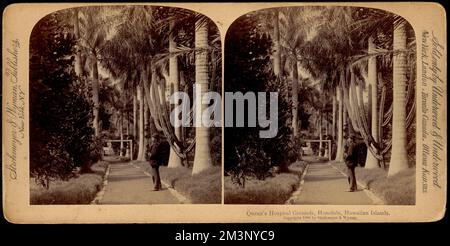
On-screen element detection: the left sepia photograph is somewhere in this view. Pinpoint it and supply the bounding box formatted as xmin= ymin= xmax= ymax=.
xmin=29 ymin=5 xmax=222 ymax=205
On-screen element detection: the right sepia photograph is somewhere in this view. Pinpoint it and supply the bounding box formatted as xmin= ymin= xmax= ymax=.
xmin=224 ymin=6 xmax=416 ymax=205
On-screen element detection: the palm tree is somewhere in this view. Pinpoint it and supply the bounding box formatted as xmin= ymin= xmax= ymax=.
xmin=318 ymin=110 xmax=323 ymax=156
xmin=364 ymin=36 xmax=380 ymax=168
xmin=335 ymin=85 xmax=344 ymax=161
xmin=348 ymin=9 xmax=416 ymax=173
xmin=137 ymin=82 xmax=146 ymax=160
xmin=99 ymin=6 xmax=153 ymax=160
xmin=388 ymin=20 xmax=409 ymax=176
xmin=192 ymin=19 xmax=213 ymax=174
xmin=273 ymin=9 xmax=281 ymax=77
xmin=167 ymin=19 xmax=183 ymax=168
xmin=291 ymin=64 xmax=299 ymax=137
xmin=332 ymin=87 xmax=336 ymax=139
xmin=78 ymin=7 xmax=112 ymax=136
xmin=91 ymin=56 xmax=101 ymax=137
xmin=298 ymin=7 xmax=354 ymax=162
xmin=98 ymin=6 xmax=219 ymax=173
xmin=155 ymin=10 xmax=221 ymax=173
xmin=278 ymin=8 xmax=310 ymax=138
xmin=72 ymin=8 xmax=83 ymax=77
xmin=133 ymin=86 xmax=137 ymax=138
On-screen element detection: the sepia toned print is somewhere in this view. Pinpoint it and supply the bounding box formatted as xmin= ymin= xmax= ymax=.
xmin=2 ymin=2 xmax=446 ymax=223
xmin=28 ymin=5 xmax=222 ymax=205
xmin=224 ymin=6 xmax=417 ymax=205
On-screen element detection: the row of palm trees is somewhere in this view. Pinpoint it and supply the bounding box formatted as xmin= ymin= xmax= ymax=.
xmin=72 ymin=6 xmax=220 ymax=175
xmin=71 ymin=5 xmax=415 ymax=177
xmin=265 ymin=6 xmax=415 ymax=176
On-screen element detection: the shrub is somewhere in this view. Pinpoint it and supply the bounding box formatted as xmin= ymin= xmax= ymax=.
xmin=30 ymin=161 xmax=108 ymax=204
xmin=225 ymin=161 xmax=307 ymax=204
xmin=170 ymin=167 xmax=222 ymax=204
xmin=225 ymin=15 xmax=299 ymax=184
xmin=225 ymin=174 xmax=299 ymax=204
xmin=160 ymin=166 xmax=192 ymax=187
xmin=30 ymin=10 xmax=98 ymax=186
xmin=210 ymin=127 xmax=222 ymax=167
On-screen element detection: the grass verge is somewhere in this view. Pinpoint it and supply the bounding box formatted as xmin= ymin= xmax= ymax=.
xmin=133 ymin=161 xmax=221 ymax=204
xmin=224 ymin=161 xmax=307 ymax=204
xmin=333 ymin=162 xmax=415 ymax=205
xmin=30 ymin=161 xmax=109 ymax=204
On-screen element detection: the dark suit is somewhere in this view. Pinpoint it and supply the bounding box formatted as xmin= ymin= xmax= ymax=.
xmin=146 ymin=139 xmax=170 ymax=190
xmin=344 ymin=139 xmax=358 ymax=191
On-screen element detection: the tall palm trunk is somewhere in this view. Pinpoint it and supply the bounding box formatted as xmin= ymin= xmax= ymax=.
xmin=137 ymin=83 xmax=145 ymax=161
xmin=143 ymin=97 xmax=149 ymax=157
xmin=346 ymin=83 xmax=355 ymax=136
xmin=73 ymin=9 xmax=82 ymax=77
xmin=296 ymin=61 xmax=303 ymax=133
xmin=133 ymin=87 xmax=137 ymax=136
xmin=119 ymin=110 xmax=124 ymax=157
xmin=318 ymin=112 xmax=323 ymax=157
xmin=344 ymin=100 xmax=348 ymax=137
xmin=325 ymin=116 xmax=329 ymax=158
xmin=168 ymin=21 xmax=183 ymax=168
xmin=273 ymin=10 xmax=281 ymax=77
xmin=335 ymin=86 xmax=344 ymax=161
xmin=210 ymin=49 xmax=218 ymax=91
xmin=365 ymin=37 xmax=380 ymax=168
xmin=291 ymin=63 xmax=299 ymax=137
xmin=332 ymin=90 xmax=336 ymax=140
xmin=192 ymin=20 xmax=212 ymax=175
xmin=125 ymin=90 xmax=130 ymax=137
xmin=389 ymin=22 xmax=409 ymax=176
xmin=132 ymin=86 xmax=137 ymax=159
xmin=91 ymin=56 xmax=100 ymax=137
xmin=297 ymin=61 xmax=302 ymax=88
xmin=126 ymin=113 xmax=129 ymax=136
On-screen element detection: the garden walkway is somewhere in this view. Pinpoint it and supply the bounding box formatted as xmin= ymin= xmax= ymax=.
xmin=98 ymin=158 xmax=179 ymax=204
xmin=290 ymin=156 xmax=375 ymax=205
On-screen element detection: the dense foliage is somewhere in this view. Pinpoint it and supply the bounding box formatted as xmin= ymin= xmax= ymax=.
xmin=225 ymin=6 xmax=416 ymax=185
xmin=30 ymin=11 xmax=101 ymax=188
xmin=224 ymin=16 xmax=299 ymax=185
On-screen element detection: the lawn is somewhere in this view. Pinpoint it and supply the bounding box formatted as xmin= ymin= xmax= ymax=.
xmin=133 ymin=161 xmax=221 ymax=204
xmin=30 ymin=161 xmax=109 ymax=204
xmin=224 ymin=161 xmax=308 ymax=204
xmin=333 ymin=162 xmax=416 ymax=205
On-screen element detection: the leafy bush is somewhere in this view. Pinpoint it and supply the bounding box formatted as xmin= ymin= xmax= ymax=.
xmin=171 ymin=167 xmax=222 ymax=204
xmin=225 ymin=173 xmax=300 ymax=204
xmin=30 ymin=161 xmax=108 ymax=204
xmin=224 ymin=15 xmax=299 ymax=185
xmin=210 ymin=127 xmax=222 ymax=166
xmin=225 ymin=174 xmax=299 ymax=204
xmin=225 ymin=161 xmax=307 ymax=204
xmin=30 ymin=10 xmax=99 ymax=187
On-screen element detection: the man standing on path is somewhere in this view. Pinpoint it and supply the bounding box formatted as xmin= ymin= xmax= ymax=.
xmin=344 ymin=135 xmax=358 ymax=192
xmin=146 ymin=132 xmax=170 ymax=191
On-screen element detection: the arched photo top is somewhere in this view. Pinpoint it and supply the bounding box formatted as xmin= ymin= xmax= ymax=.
xmin=30 ymin=5 xmax=221 ymax=75
xmin=225 ymin=5 xmax=416 ymax=87
xmin=29 ymin=5 xmax=222 ymax=205
xmin=224 ymin=5 xmax=417 ymax=205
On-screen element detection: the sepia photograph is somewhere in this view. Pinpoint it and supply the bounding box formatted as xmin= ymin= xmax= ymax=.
xmin=2 ymin=2 xmax=446 ymax=223
xmin=29 ymin=5 xmax=222 ymax=205
xmin=224 ymin=6 xmax=417 ymax=205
